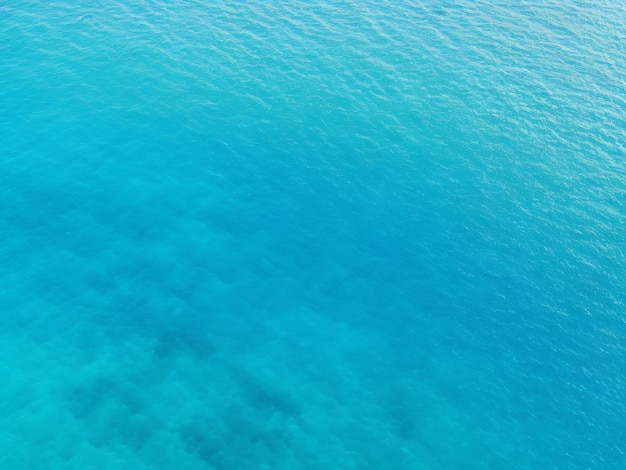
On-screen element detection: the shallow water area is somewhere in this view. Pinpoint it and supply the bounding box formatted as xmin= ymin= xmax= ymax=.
xmin=1 ymin=1 xmax=625 ymax=468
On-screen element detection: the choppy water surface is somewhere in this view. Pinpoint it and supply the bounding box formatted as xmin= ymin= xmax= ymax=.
xmin=1 ymin=1 xmax=625 ymax=468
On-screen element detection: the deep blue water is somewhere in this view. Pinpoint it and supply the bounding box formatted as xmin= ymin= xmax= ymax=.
xmin=1 ymin=1 xmax=625 ymax=468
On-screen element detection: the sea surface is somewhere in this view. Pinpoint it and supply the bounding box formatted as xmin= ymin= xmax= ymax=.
xmin=1 ymin=1 xmax=625 ymax=468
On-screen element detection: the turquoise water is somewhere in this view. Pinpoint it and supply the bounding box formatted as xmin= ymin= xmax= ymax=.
xmin=1 ymin=1 xmax=625 ymax=468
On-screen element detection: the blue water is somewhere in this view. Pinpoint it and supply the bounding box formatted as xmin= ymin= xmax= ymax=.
xmin=1 ymin=1 xmax=625 ymax=468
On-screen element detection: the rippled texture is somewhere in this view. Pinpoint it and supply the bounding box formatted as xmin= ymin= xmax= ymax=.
xmin=1 ymin=1 xmax=625 ymax=468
